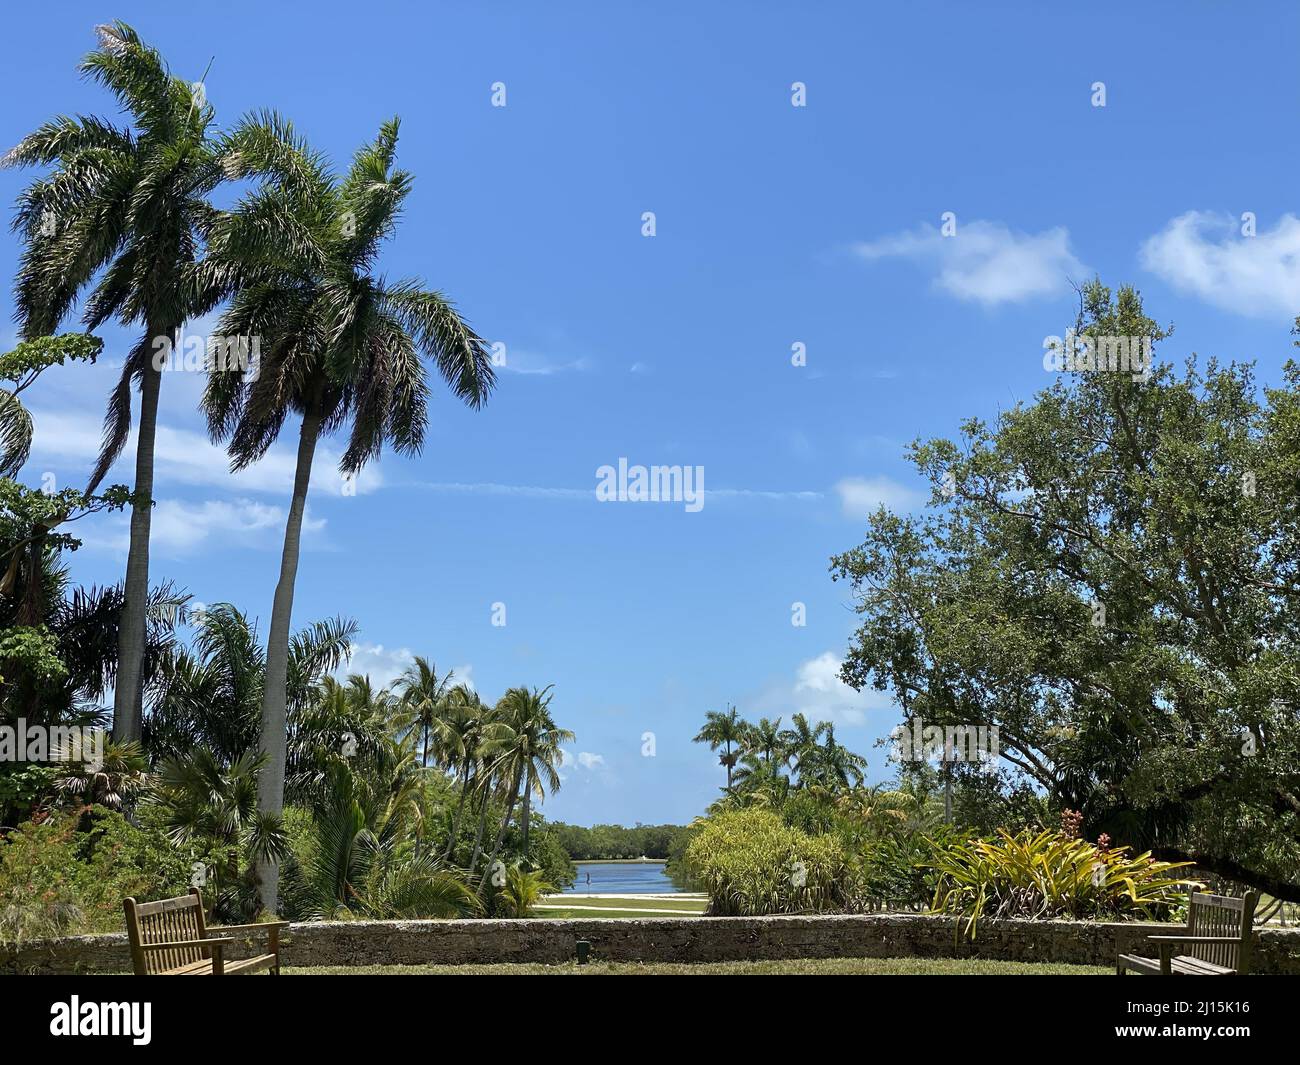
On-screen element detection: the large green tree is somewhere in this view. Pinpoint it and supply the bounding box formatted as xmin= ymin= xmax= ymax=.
xmin=5 ymin=23 xmax=227 ymax=743
xmin=196 ymin=114 xmax=494 ymax=913
xmin=831 ymin=280 xmax=1300 ymax=901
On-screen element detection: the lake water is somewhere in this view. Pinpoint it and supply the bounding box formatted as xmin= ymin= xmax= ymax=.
xmin=565 ymin=861 xmax=680 ymax=894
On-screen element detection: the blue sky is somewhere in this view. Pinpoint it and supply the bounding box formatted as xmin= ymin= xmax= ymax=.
xmin=4 ymin=1 xmax=1299 ymax=824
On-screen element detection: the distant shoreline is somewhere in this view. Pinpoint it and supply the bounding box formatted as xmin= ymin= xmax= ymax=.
xmin=573 ymin=858 xmax=667 ymax=865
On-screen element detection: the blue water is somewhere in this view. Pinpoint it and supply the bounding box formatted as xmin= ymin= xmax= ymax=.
xmin=564 ymin=862 xmax=680 ymax=894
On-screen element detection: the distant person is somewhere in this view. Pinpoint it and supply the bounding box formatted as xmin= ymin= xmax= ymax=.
xmin=585 ymin=871 xmax=591 ymax=886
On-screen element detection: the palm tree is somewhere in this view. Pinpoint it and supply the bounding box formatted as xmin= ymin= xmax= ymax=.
xmin=745 ymin=716 xmax=784 ymax=770
xmin=693 ymin=704 xmax=745 ymax=793
xmin=5 ymin=23 xmax=228 ymax=744
xmin=798 ymin=723 xmax=867 ymax=792
xmin=196 ymin=115 xmax=495 ymax=913
xmin=437 ymin=684 xmax=485 ymax=860
xmin=779 ymin=712 xmax=827 ymax=786
xmin=146 ymin=603 xmax=357 ymax=775
xmin=396 ymin=657 xmax=455 ymax=768
xmin=479 ymin=686 xmax=573 ymax=884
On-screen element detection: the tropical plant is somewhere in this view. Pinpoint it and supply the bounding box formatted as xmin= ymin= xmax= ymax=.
xmin=928 ymin=828 xmax=1202 ymax=939
xmin=494 ymin=864 xmax=552 ymax=918
xmin=685 ymin=807 xmax=860 ymax=916
xmin=149 ymin=748 xmax=289 ymax=920
xmin=194 ymin=114 xmax=494 ymax=913
xmin=5 ymin=22 xmax=231 ymax=743
xmin=305 ymin=761 xmax=479 ymax=920
xmin=53 ymin=739 xmax=150 ymax=812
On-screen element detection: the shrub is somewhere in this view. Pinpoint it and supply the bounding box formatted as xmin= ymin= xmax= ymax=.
xmin=0 ymin=805 xmax=191 ymax=945
xmin=685 ymin=808 xmax=859 ymax=915
xmin=928 ymin=828 xmax=1201 ymax=938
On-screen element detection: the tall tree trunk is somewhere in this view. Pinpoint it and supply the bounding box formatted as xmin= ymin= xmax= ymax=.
xmin=112 ymin=350 xmax=164 ymax=745
xmin=479 ymin=764 xmax=522 ymax=896
xmin=445 ymin=760 xmax=472 ymax=860
xmin=521 ymin=765 xmax=532 ymax=863
xmin=255 ymin=403 xmax=322 ymax=915
xmin=468 ymin=779 xmax=492 ymax=875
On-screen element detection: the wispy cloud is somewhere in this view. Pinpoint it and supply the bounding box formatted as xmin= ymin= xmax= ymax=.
xmin=833 ymin=475 xmax=924 ymax=518
xmin=411 ymin=480 xmax=824 ymax=503
xmin=1139 ymin=210 xmax=1300 ymax=318
xmin=853 ymin=220 xmax=1086 ymax=305
xmin=498 ymin=349 xmax=591 ymax=375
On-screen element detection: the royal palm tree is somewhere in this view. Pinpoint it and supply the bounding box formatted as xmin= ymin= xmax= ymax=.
xmin=479 ymin=686 xmax=572 ymax=883
xmin=693 ymin=704 xmax=745 ymax=793
xmin=5 ymin=23 xmax=228 ymax=743
xmin=196 ymin=115 xmax=494 ymax=913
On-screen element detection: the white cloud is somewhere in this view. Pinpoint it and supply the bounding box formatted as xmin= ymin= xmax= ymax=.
xmin=557 ymin=747 xmax=610 ymax=784
xmin=747 ymin=651 xmax=893 ymax=728
xmin=853 ymin=220 xmax=1086 ymax=305
xmin=82 ymin=498 xmax=320 ymax=557
xmin=1139 ymin=210 xmax=1300 ymax=318
xmin=833 ymin=475 xmax=924 ymax=518
xmin=27 ymin=410 xmax=382 ymax=497
xmin=341 ymin=642 xmax=415 ymax=689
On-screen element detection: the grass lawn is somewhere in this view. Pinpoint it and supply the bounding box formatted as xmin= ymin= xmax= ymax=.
xmin=534 ymin=896 xmax=707 ymax=917
xmin=286 ymin=957 xmax=1108 ymax=976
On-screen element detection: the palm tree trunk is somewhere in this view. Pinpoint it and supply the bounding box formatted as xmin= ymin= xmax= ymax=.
xmin=445 ymin=761 xmax=472 ymax=860
xmin=521 ymin=765 xmax=532 ymax=863
xmin=468 ymin=782 xmax=491 ymax=875
xmin=479 ymin=764 xmax=522 ymax=896
xmin=112 ymin=349 xmax=164 ymax=745
xmin=255 ymin=402 xmax=322 ymax=915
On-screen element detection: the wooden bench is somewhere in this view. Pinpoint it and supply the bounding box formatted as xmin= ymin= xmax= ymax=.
xmin=124 ymin=889 xmax=289 ymax=976
xmin=1117 ymin=891 xmax=1257 ymax=975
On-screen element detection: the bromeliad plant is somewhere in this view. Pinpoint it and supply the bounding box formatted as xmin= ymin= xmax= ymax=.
xmin=928 ymin=828 xmax=1201 ymax=939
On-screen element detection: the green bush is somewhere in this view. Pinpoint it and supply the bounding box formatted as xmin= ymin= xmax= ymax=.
xmin=0 ymin=805 xmax=192 ymax=945
xmin=928 ymin=828 xmax=1201 ymax=938
xmin=685 ymin=808 xmax=859 ymax=915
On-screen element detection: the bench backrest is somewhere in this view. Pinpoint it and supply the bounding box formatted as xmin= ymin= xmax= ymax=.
xmin=123 ymin=889 xmax=210 ymax=975
xmin=1185 ymin=890 xmax=1258 ymax=973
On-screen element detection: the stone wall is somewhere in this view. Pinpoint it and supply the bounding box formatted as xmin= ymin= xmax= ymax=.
xmin=6 ymin=914 xmax=1300 ymax=974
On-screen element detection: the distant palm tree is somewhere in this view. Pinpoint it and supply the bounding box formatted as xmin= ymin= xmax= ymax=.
xmin=438 ymin=685 xmax=485 ymax=860
xmin=5 ymin=22 xmax=228 ymax=743
xmin=694 ymin=705 xmax=745 ymax=792
xmin=804 ymin=723 xmax=867 ymax=792
xmin=396 ymin=657 xmax=455 ymax=769
xmin=779 ymin=712 xmax=826 ymax=786
xmin=479 ymin=686 xmax=572 ymax=883
xmin=745 ymin=716 xmax=784 ymax=769
xmin=196 ymin=115 xmax=495 ymax=914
